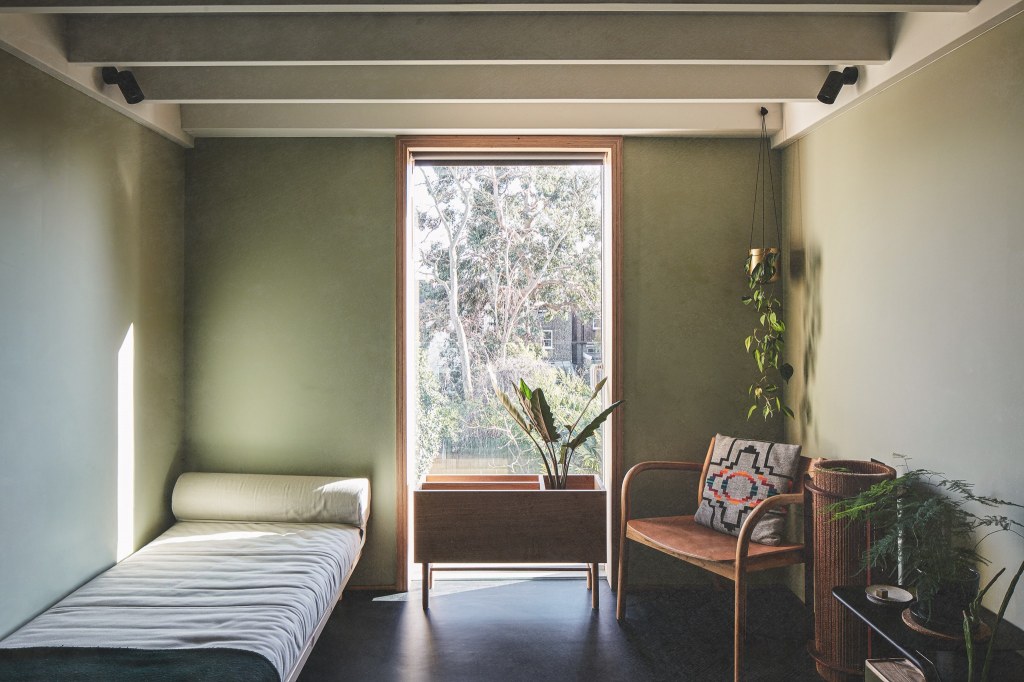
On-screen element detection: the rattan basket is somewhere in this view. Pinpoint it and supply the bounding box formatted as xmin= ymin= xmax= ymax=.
xmin=808 ymin=459 xmax=896 ymax=682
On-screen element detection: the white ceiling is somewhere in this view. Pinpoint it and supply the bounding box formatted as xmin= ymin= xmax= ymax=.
xmin=1 ymin=0 xmax=1021 ymax=146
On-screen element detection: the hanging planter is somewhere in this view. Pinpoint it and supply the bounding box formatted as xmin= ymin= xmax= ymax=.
xmin=746 ymin=106 xmax=783 ymax=272
xmin=747 ymin=246 xmax=780 ymax=283
xmin=742 ymin=107 xmax=792 ymax=420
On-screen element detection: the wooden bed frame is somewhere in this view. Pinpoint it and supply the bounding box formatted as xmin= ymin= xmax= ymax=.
xmin=285 ymin=530 xmax=366 ymax=682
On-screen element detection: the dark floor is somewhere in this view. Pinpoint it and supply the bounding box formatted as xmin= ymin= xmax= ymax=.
xmin=299 ymin=580 xmax=820 ymax=681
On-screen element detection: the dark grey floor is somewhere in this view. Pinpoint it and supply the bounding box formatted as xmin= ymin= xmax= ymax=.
xmin=299 ymin=580 xmax=820 ymax=681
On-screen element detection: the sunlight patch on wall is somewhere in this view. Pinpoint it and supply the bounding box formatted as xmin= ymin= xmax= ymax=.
xmin=117 ymin=324 xmax=135 ymax=562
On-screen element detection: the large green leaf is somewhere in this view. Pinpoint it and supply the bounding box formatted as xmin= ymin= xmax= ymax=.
xmin=516 ymin=380 xmax=535 ymax=421
xmin=530 ymin=388 xmax=560 ymax=443
xmin=497 ymin=389 xmax=531 ymax=434
xmin=780 ymin=363 xmax=794 ymax=382
xmin=568 ymin=400 xmax=623 ymax=450
xmin=518 ymin=379 xmax=532 ymax=401
xmin=489 ymin=368 xmax=532 ymax=434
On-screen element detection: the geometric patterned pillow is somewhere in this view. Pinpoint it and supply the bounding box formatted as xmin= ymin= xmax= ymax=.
xmin=693 ymin=434 xmax=802 ymax=546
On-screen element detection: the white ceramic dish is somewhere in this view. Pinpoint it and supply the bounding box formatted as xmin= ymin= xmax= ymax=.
xmin=865 ymin=584 xmax=914 ymax=605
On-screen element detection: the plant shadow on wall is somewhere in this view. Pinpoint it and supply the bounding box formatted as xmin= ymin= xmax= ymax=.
xmin=799 ymin=247 xmax=822 ymax=441
xmin=830 ymin=456 xmax=1024 ymax=682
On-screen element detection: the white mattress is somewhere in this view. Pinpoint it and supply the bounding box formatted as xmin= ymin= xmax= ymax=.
xmin=0 ymin=520 xmax=363 ymax=680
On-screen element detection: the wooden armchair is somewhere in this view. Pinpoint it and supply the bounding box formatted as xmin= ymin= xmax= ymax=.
xmin=616 ymin=437 xmax=812 ymax=682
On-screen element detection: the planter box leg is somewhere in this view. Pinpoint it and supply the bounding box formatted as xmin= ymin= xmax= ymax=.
xmin=422 ymin=563 xmax=429 ymax=610
xmin=591 ymin=563 xmax=599 ymax=610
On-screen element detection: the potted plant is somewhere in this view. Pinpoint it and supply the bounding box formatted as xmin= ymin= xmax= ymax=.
xmin=829 ymin=458 xmax=1024 ymax=636
xmin=742 ymin=249 xmax=794 ymax=420
xmin=491 ymin=375 xmax=623 ymax=490
xmin=964 ymin=559 xmax=1024 ymax=682
xmin=413 ymin=376 xmax=622 ymax=608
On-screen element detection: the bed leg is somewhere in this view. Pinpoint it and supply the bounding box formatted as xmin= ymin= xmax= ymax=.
xmin=422 ymin=563 xmax=430 ymax=610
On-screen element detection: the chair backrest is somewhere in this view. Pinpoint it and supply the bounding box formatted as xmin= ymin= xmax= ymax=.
xmin=696 ymin=435 xmax=812 ymax=508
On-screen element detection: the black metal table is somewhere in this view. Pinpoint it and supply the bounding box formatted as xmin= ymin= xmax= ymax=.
xmin=832 ymin=586 xmax=1024 ymax=681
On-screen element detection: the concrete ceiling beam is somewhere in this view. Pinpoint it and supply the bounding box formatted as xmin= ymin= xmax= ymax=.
xmin=0 ymin=0 xmax=977 ymax=13
xmin=134 ymin=64 xmax=830 ymax=102
xmin=67 ymin=12 xmax=890 ymax=65
xmin=180 ymin=101 xmax=783 ymax=136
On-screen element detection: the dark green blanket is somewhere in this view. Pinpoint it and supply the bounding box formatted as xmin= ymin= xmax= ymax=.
xmin=0 ymin=647 xmax=279 ymax=681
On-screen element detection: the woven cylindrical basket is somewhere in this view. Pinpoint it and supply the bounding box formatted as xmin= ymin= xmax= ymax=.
xmin=807 ymin=459 xmax=896 ymax=682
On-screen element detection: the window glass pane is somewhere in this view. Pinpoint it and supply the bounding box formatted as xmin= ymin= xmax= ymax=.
xmin=413 ymin=163 xmax=605 ymax=481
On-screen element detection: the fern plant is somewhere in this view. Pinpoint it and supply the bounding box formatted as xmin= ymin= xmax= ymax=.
xmin=829 ymin=456 xmax=1024 ymax=607
xmin=742 ymin=250 xmax=794 ymax=420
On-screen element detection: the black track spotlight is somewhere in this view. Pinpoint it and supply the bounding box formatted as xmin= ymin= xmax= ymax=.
xmin=816 ymin=66 xmax=859 ymax=105
xmin=101 ymin=67 xmax=145 ymax=105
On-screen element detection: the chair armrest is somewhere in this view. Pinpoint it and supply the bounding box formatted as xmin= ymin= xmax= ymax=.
xmin=620 ymin=460 xmax=704 ymax=527
xmin=735 ymin=492 xmax=804 ymax=564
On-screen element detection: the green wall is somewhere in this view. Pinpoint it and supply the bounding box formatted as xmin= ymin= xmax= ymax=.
xmin=184 ymin=136 xmax=786 ymax=588
xmin=784 ymin=13 xmax=1024 ymax=623
xmin=622 ymin=138 xmax=786 ymax=585
xmin=0 ymin=50 xmax=185 ymax=637
xmin=184 ymin=138 xmax=397 ymax=586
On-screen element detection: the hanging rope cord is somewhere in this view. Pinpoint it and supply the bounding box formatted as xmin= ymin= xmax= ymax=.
xmin=747 ymin=109 xmax=783 ymax=258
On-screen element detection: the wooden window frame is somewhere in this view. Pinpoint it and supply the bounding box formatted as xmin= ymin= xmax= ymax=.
xmin=395 ymin=136 xmax=623 ymax=590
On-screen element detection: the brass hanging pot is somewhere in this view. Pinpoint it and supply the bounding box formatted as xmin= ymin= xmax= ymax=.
xmin=748 ymin=247 xmax=780 ymax=283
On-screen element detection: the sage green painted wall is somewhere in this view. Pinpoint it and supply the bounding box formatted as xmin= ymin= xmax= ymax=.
xmin=622 ymin=138 xmax=786 ymax=586
xmin=0 ymin=50 xmax=185 ymax=637
xmin=183 ymin=136 xmax=785 ymax=588
xmin=784 ymin=13 xmax=1024 ymax=624
xmin=184 ymin=138 xmax=396 ymax=586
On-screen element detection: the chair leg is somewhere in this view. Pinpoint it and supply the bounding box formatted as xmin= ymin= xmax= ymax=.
xmin=616 ymin=533 xmax=629 ymax=621
xmin=734 ymin=573 xmax=747 ymax=682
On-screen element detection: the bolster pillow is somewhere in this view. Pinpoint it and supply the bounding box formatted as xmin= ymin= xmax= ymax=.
xmin=172 ymin=473 xmax=370 ymax=528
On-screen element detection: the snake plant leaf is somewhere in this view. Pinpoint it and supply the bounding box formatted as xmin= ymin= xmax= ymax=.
xmin=568 ymin=400 xmax=623 ymax=450
xmin=530 ymin=388 xmax=560 ymax=443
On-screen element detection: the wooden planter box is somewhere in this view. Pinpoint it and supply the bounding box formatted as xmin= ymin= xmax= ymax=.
xmin=414 ymin=473 xmax=606 ymax=608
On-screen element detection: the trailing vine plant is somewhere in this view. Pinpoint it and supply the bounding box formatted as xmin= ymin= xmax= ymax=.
xmin=743 ymin=250 xmax=794 ymax=420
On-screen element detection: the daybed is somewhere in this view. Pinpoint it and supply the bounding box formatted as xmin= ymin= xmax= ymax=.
xmin=0 ymin=472 xmax=370 ymax=682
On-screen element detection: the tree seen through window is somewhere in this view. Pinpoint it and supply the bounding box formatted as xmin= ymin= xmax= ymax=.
xmin=414 ymin=162 xmax=605 ymax=481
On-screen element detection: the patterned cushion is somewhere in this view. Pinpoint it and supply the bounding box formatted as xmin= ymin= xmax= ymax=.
xmin=693 ymin=434 xmax=802 ymax=546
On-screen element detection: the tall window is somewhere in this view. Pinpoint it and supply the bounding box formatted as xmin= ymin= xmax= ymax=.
xmin=412 ymin=160 xmax=606 ymax=481
xmin=397 ymin=137 xmax=622 ymax=589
